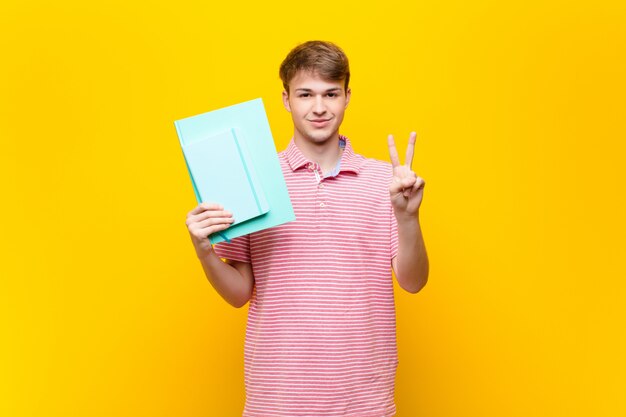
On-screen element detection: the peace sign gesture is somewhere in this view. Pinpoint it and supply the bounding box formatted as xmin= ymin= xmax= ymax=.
xmin=388 ymin=131 xmax=426 ymax=218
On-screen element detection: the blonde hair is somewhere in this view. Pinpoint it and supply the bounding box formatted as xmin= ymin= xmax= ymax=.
xmin=279 ymin=40 xmax=350 ymax=94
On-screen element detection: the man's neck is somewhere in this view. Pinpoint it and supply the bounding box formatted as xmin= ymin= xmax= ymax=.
xmin=293 ymin=133 xmax=344 ymax=176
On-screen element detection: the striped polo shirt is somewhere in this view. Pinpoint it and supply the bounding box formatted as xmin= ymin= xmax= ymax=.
xmin=214 ymin=135 xmax=400 ymax=417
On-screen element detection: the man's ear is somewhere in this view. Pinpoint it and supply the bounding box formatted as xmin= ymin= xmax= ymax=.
xmin=345 ymin=88 xmax=352 ymax=108
xmin=282 ymin=90 xmax=291 ymax=112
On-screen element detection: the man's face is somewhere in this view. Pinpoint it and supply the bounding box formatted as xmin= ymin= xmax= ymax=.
xmin=282 ymin=70 xmax=351 ymax=145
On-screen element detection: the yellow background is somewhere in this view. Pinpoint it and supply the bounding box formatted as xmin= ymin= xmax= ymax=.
xmin=2 ymin=0 xmax=625 ymax=416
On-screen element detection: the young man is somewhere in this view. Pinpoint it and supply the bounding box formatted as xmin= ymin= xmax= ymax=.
xmin=185 ymin=41 xmax=428 ymax=416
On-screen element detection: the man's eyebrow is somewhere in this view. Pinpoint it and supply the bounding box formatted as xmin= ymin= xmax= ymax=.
xmin=294 ymin=87 xmax=342 ymax=92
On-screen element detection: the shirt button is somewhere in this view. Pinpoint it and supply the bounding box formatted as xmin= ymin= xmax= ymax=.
xmin=307 ymin=163 xmax=314 ymax=171
xmin=319 ymin=202 xmax=325 ymax=207
xmin=318 ymin=183 xmax=324 ymax=188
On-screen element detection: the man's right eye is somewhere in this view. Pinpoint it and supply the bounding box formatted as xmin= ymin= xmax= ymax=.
xmin=299 ymin=93 xmax=310 ymax=98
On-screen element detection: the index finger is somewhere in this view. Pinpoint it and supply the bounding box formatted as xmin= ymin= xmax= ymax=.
xmin=189 ymin=202 xmax=224 ymax=215
xmin=405 ymin=131 xmax=417 ymax=168
xmin=387 ymin=134 xmax=401 ymax=168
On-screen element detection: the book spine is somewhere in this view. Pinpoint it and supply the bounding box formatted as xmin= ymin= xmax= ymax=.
xmin=231 ymin=128 xmax=263 ymax=215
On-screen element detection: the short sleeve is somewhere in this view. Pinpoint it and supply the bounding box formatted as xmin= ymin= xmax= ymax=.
xmin=213 ymin=233 xmax=251 ymax=263
xmin=390 ymin=203 xmax=399 ymax=260
xmin=387 ymin=163 xmax=399 ymax=260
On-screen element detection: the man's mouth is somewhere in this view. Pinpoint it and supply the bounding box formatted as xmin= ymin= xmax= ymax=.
xmin=309 ymin=119 xmax=331 ymax=126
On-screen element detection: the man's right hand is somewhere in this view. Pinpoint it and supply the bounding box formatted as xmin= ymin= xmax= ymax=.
xmin=185 ymin=203 xmax=234 ymax=257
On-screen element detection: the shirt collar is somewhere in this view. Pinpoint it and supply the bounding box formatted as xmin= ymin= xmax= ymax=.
xmin=284 ymin=134 xmax=362 ymax=175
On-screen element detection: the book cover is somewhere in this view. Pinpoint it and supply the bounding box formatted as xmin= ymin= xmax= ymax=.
xmin=180 ymin=127 xmax=269 ymax=225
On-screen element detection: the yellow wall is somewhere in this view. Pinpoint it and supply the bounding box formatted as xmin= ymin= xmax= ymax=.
xmin=2 ymin=1 xmax=625 ymax=416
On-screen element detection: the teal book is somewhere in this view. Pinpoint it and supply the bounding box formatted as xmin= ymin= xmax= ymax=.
xmin=174 ymin=98 xmax=295 ymax=244
xmin=181 ymin=127 xmax=270 ymax=224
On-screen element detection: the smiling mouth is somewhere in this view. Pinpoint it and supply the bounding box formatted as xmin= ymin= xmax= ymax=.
xmin=309 ymin=119 xmax=331 ymax=126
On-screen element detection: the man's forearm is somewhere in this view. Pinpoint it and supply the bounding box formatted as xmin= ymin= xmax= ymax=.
xmin=395 ymin=215 xmax=429 ymax=293
xmin=197 ymin=251 xmax=254 ymax=308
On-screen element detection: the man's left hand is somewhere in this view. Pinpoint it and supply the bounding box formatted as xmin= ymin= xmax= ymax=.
xmin=388 ymin=131 xmax=425 ymax=219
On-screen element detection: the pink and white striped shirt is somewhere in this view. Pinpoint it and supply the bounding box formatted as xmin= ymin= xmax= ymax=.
xmin=214 ymin=135 xmax=400 ymax=417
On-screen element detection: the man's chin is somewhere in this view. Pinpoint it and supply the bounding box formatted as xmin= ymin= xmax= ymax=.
xmin=305 ymin=129 xmax=336 ymax=143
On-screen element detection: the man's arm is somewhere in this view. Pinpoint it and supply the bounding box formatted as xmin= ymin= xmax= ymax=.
xmin=197 ymin=254 xmax=254 ymax=308
xmin=387 ymin=132 xmax=429 ymax=293
xmin=186 ymin=203 xmax=254 ymax=308
xmin=392 ymin=215 xmax=429 ymax=293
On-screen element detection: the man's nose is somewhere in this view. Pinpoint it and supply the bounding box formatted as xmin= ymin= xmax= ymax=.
xmin=313 ymin=96 xmax=326 ymax=114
